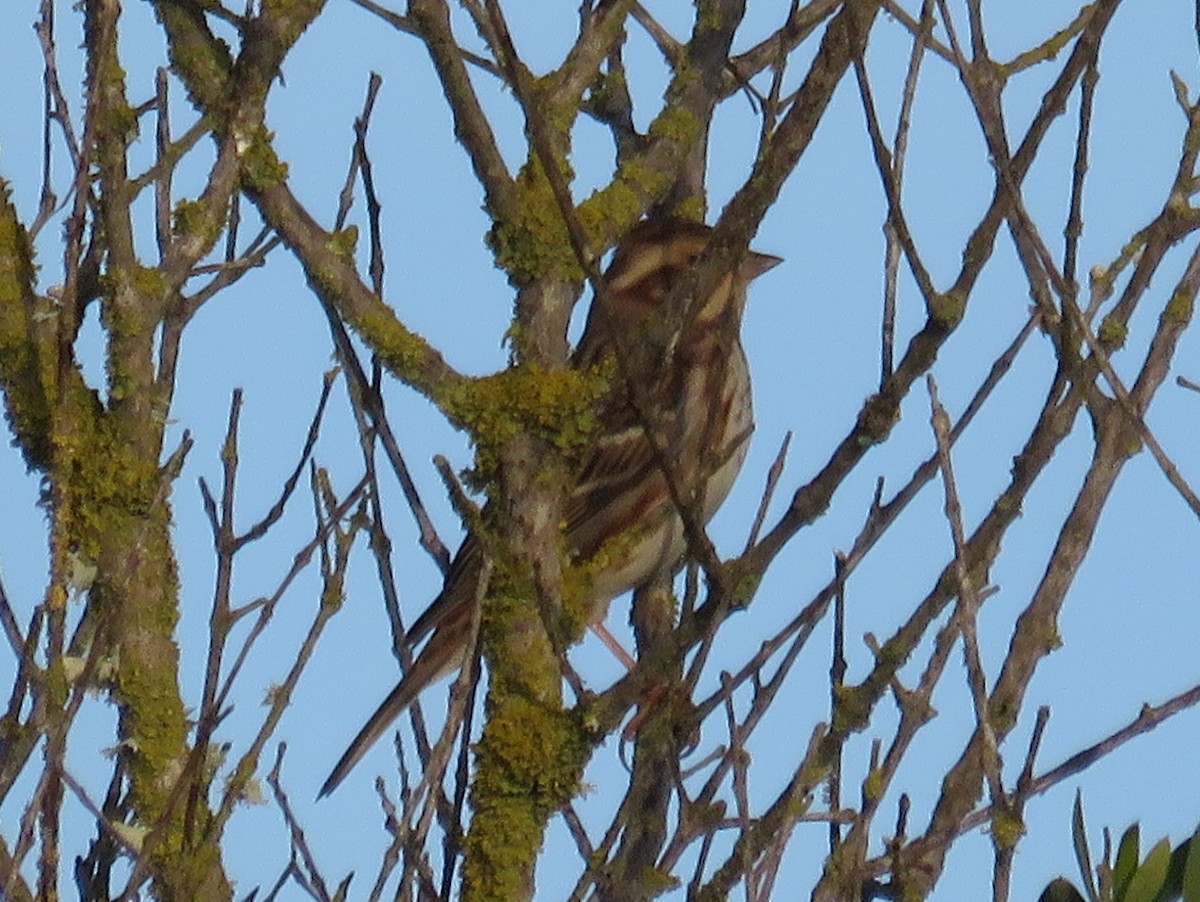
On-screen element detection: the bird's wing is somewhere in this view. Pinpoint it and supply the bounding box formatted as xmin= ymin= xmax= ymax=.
xmin=404 ymin=535 xmax=482 ymax=647
xmin=563 ymin=390 xmax=677 ymax=563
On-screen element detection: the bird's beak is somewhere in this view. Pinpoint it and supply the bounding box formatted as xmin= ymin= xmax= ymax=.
xmin=744 ymin=251 xmax=783 ymax=280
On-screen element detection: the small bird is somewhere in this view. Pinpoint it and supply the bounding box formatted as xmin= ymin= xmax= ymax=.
xmin=320 ymin=218 xmax=780 ymax=796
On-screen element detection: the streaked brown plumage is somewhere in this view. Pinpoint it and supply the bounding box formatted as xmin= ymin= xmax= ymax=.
xmin=320 ymin=218 xmax=779 ymax=797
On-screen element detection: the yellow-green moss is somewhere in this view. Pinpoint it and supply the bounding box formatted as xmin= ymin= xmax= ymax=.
xmin=119 ymin=652 xmax=187 ymax=803
xmin=990 ymin=807 xmax=1026 ymax=850
xmin=481 ymin=557 xmax=557 ymax=681
xmin=489 ymin=157 xmax=581 ymax=284
xmin=1118 ymin=425 xmax=1144 ymax=458
xmin=94 ymin=497 xmax=185 ymax=830
xmin=559 ymin=518 xmax=651 ymax=634
xmin=161 ymin=841 xmax=227 ymax=898
xmin=1004 ymin=11 xmax=1085 ymax=73
xmin=856 ymin=392 xmax=900 ymax=445
xmin=571 ymin=97 xmax=705 ymax=257
xmin=646 ymin=100 xmax=702 ymax=147
xmin=43 ymin=654 xmax=70 ymax=709
xmin=0 ymin=184 xmax=35 ymax=304
xmin=637 ymin=867 xmax=679 ymax=895
xmin=0 ymin=183 xmax=54 ymax=469
xmin=171 ymin=199 xmax=224 ymax=251
xmin=152 ymin=0 xmax=233 ymax=111
xmin=441 ymin=362 xmax=609 ymax=483
xmin=226 ymin=754 xmax=258 ymax=796
xmin=464 ymin=693 xmax=586 ymax=899
xmin=239 ymin=125 xmax=289 ymax=189
xmin=586 ymin=65 xmax=627 ymax=110
xmin=260 ymin=0 xmax=326 ymax=47
xmin=928 ymin=290 xmax=965 ymax=328
xmin=1163 ymin=286 xmax=1195 ymax=325
xmin=88 ymin=14 xmax=137 ymax=144
xmin=529 ymin=72 xmax=578 ymax=137
xmin=863 ymin=766 xmax=885 ymax=803
xmin=559 ymin=548 xmax=601 ymax=635
xmin=132 ymin=263 xmax=170 ymax=302
xmin=672 ymin=195 xmax=706 ymax=223
xmin=461 ymin=549 xmax=591 ymax=899
xmin=328 ymin=225 xmax=358 ymax=261
xmin=344 ymin=305 xmax=434 ymax=390
xmin=99 ymin=267 xmax=168 ymax=404
xmin=987 ymin=696 xmax=1018 ymax=734
xmin=575 ymin=166 xmax=662 ymax=250
xmin=723 ymin=557 xmax=764 ymax=609
xmin=875 ymin=635 xmax=911 ymax=670
xmin=98 ymin=264 xmax=168 ymax=327
xmin=103 ymin=98 xmax=140 ymax=148
xmin=695 ymin=4 xmax=725 ymax=31
xmin=830 ymin=683 xmax=872 ymax=734
xmin=59 ymin=416 xmax=162 ymax=561
xmin=1097 ymin=313 xmax=1127 ymax=347
xmin=622 ymin=154 xmax=674 ymax=205
xmin=321 ymin=571 xmax=345 ymax=609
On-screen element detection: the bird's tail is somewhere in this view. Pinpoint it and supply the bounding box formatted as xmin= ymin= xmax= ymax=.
xmin=318 ymin=645 xmax=454 ymax=798
xmin=320 ymin=546 xmax=482 ymax=797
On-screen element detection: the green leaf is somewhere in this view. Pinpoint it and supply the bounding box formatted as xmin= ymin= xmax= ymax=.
xmin=1115 ymin=825 xmax=1143 ymax=899
xmin=1038 ymin=876 xmax=1088 ymax=902
xmin=1158 ymin=833 xmax=1191 ymax=901
xmin=1122 ymin=838 xmax=1170 ymax=902
xmin=1073 ymin=790 xmax=1099 ymax=902
xmin=1180 ymin=825 xmax=1200 ymax=902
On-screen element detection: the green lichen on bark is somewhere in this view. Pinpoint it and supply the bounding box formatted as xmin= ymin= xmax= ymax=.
xmin=1164 ymin=284 xmax=1196 ymax=325
xmin=260 ymin=0 xmax=326 ymax=48
xmin=485 ymin=69 xmax=591 ymax=286
xmin=576 ymin=158 xmax=670 ymax=241
xmin=855 ymin=391 xmax=901 ymax=445
xmin=171 ymin=198 xmax=226 ymax=252
xmin=990 ymin=806 xmax=1026 ymax=851
xmin=238 ymin=125 xmax=289 ymax=189
xmin=464 ymin=699 xmax=585 ymax=899
xmin=328 ymin=225 xmax=358 ymax=261
xmin=928 ymin=289 xmax=965 ymax=328
xmin=558 ymin=520 xmax=645 ymax=635
xmin=574 ymin=101 xmax=702 ymax=238
xmin=103 ymin=534 xmax=185 ymax=813
xmin=333 ymin=298 xmax=460 ymax=409
xmin=440 ymin=362 xmax=609 ymax=485
xmin=0 ymin=181 xmax=54 ymax=470
xmin=646 ymin=100 xmax=702 ymax=148
xmin=488 ymin=156 xmax=583 ymax=285
xmin=150 ymin=0 xmax=234 ymax=112
xmin=26 ymin=246 xmax=225 ymax=893
xmin=463 ymin=560 xmax=588 ymax=901
xmin=720 ymin=555 xmax=764 ymax=609
xmin=830 ymin=683 xmax=873 ymax=735
xmin=863 ymin=766 xmax=885 ymax=803
xmin=49 ymin=397 xmax=221 ymax=895
xmin=98 ymin=265 xmax=169 ymax=404
xmin=59 ymin=416 xmax=160 ymax=560
xmin=987 ymin=695 xmax=1019 ymax=735
xmin=1097 ymin=312 xmax=1127 ymax=348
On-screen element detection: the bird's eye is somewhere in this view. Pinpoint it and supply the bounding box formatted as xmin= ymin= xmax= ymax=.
xmin=644 ymin=270 xmax=671 ymax=301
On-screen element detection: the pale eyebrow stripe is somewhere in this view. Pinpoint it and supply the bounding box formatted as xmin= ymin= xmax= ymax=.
xmin=607 ymin=245 xmax=667 ymax=292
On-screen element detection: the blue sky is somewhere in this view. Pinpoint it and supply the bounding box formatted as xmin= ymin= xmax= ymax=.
xmin=2 ymin=1 xmax=1199 ymax=898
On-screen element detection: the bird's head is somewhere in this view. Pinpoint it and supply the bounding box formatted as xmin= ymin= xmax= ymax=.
xmin=599 ymin=218 xmax=781 ymax=338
